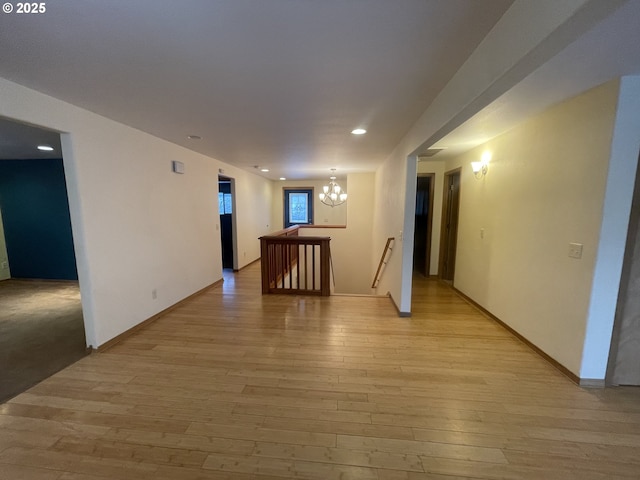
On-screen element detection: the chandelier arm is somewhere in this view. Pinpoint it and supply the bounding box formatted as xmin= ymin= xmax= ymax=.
xmin=320 ymin=169 xmax=347 ymax=207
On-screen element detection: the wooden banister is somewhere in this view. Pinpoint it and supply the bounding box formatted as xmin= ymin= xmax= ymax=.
xmin=372 ymin=237 xmax=395 ymax=289
xmin=260 ymin=228 xmax=332 ymax=296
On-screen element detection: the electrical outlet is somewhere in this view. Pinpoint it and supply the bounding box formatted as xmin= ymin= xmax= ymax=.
xmin=152 ymin=289 xmax=157 ymax=300
xmin=568 ymin=243 xmax=583 ymax=259
xmin=0 ymin=260 xmax=7 ymax=269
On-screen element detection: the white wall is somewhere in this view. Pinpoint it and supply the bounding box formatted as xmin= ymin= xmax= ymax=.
xmin=581 ymin=76 xmax=640 ymax=380
xmin=371 ymin=0 xmax=618 ymax=315
xmin=371 ymin=149 xmax=409 ymax=308
xmin=299 ymin=173 xmax=374 ymax=294
xmin=271 ymin=179 xmax=348 ymax=230
xmin=0 ymin=77 xmax=273 ymax=348
xmin=448 ymin=81 xmax=619 ymax=376
xmin=0 ymin=207 xmax=10 ymax=280
xmin=417 ymin=160 xmax=445 ymax=275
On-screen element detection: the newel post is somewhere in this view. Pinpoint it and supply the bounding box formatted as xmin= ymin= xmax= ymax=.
xmin=320 ymin=238 xmax=331 ymax=296
xmin=259 ymin=236 xmax=270 ymax=294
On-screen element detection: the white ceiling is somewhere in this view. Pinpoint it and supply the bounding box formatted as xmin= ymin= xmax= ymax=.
xmin=0 ymin=0 xmax=513 ymax=179
xmin=1 ymin=1 xmax=639 ymax=179
xmin=428 ymin=0 xmax=640 ymax=159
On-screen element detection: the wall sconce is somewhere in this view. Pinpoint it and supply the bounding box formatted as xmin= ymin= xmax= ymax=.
xmin=471 ymin=152 xmax=491 ymax=179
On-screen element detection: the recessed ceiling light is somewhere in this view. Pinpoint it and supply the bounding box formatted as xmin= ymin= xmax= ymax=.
xmin=279 ymin=177 xmax=286 ymax=181
xmin=37 ymin=145 xmax=54 ymax=151
xmin=187 ymin=135 xmax=201 ymax=140
xmin=351 ymin=128 xmax=367 ymax=135
xmin=261 ymin=168 xmax=269 ymax=172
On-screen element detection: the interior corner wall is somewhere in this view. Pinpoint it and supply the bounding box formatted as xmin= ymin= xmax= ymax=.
xmin=371 ymin=149 xmax=410 ymax=308
xmin=0 ymin=206 xmax=10 ymax=280
xmin=447 ymin=80 xmax=620 ymax=376
xmin=298 ymin=173 xmax=374 ymax=294
xmin=581 ymin=75 xmax=640 ymax=380
xmin=0 ymin=158 xmax=77 ymax=280
xmin=0 ymin=77 xmax=273 ymax=348
xmin=417 ymin=160 xmax=445 ymax=275
xmin=270 ymin=179 xmax=348 ymax=230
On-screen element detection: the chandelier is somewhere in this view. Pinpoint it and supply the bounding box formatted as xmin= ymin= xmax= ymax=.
xmin=319 ymin=169 xmax=347 ymax=207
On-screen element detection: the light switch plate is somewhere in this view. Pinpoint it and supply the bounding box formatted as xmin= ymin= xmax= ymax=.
xmin=172 ymin=160 xmax=185 ymax=174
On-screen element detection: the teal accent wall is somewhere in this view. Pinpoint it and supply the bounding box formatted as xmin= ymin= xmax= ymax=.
xmin=0 ymin=159 xmax=78 ymax=280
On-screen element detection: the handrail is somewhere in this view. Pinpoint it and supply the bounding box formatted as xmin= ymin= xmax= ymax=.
xmin=372 ymin=237 xmax=395 ymax=289
xmin=259 ymin=230 xmax=332 ymax=296
xmin=266 ymin=225 xmax=301 ymax=237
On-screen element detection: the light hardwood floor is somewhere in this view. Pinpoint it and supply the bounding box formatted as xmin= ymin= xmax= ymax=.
xmin=1 ymin=264 xmax=639 ymax=479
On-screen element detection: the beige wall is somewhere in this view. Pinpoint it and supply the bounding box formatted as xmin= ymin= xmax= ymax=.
xmin=227 ymin=169 xmax=274 ymax=269
xmin=299 ymin=173 xmax=374 ymax=294
xmin=370 ymin=1 xmax=613 ymax=316
xmin=271 ymin=179 xmax=348 ymax=230
xmin=0 ymin=77 xmax=273 ymax=348
xmin=446 ymin=81 xmax=619 ymax=375
xmin=370 ymin=150 xmax=411 ymax=307
xmin=0 ymin=208 xmax=10 ymax=280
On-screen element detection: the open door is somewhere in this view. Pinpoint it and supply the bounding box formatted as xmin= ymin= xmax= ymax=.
xmin=413 ymin=174 xmax=434 ymax=276
xmin=0 ymin=120 xmax=87 ymax=402
xmin=218 ymin=176 xmax=235 ymax=270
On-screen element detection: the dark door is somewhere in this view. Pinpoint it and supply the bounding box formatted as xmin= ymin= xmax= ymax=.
xmin=218 ymin=177 xmax=234 ymax=269
xmin=413 ymin=174 xmax=434 ymax=276
xmin=439 ymin=169 xmax=461 ymax=282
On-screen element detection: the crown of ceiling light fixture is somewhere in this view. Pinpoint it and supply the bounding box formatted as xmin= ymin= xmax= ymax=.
xmin=319 ymin=169 xmax=347 ymax=207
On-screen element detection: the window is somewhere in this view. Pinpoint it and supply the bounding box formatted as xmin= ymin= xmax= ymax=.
xmin=218 ymin=192 xmax=232 ymax=214
xmin=283 ymin=188 xmax=313 ymax=227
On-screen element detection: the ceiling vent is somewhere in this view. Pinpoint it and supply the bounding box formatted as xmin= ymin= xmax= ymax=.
xmin=418 ymin=149 xmax=444 ymax=160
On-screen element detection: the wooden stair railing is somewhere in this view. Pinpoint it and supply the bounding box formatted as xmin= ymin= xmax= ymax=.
xmin=260 ymin=226 xmax=332 ymax=296
xmin=372 ymin=237 xmax=395 ymax=289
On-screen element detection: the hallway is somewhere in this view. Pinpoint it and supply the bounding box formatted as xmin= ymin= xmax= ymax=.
xmin=0 ymin=279 xmax=87 ymax=403
xmin=1 ymin=264 xmax=639 ymax=479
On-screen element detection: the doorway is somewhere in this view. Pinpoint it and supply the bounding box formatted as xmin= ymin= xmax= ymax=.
xmin=218 ymin=176 xmax=235 ymax=270
xmin=0 ymin=117 xmax=87 ymax=402
xmin=413 ymin=174 xmax=434 ymax=277
xmin=438 ymin=168 xmax=461 ymax=283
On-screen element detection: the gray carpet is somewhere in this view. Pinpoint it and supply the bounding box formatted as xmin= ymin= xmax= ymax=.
xmin=0 ymin=279 xmax=88 ymax=403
